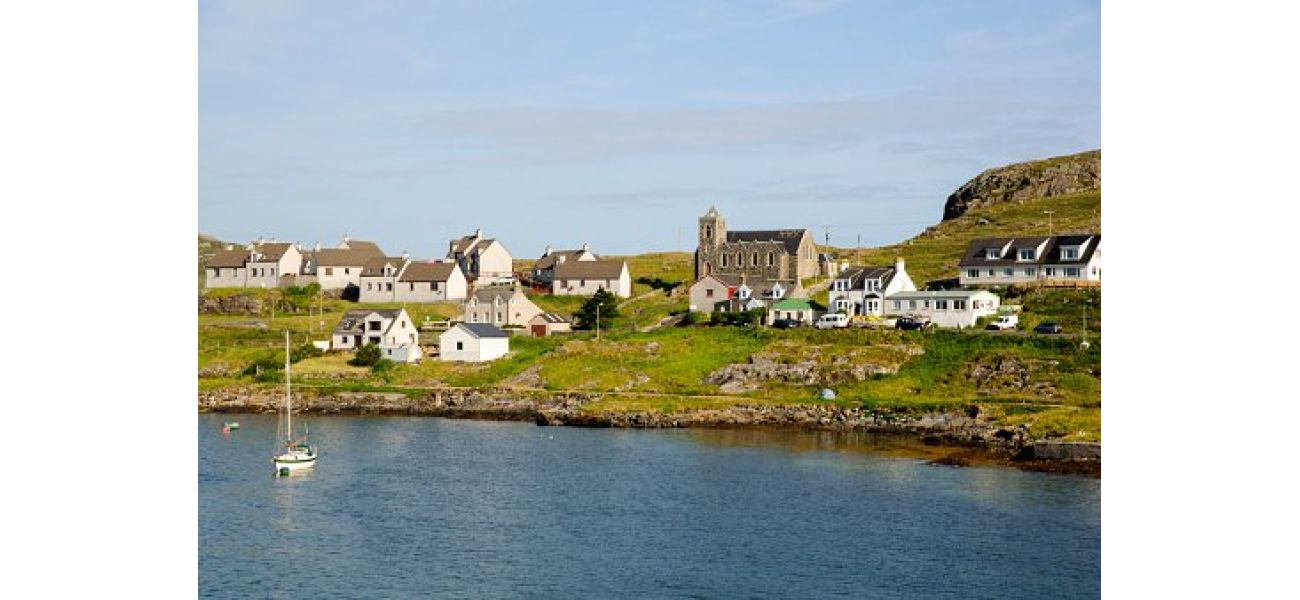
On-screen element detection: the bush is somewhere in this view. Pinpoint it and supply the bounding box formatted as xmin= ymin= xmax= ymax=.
xmin=350 ymin=344 xmax=383 ymax=367
xmin=575 ymin=289 xmax=620 ymax=330
xmin=679 ymin=311 xmax=704 ymax=326
xmin=708 ymin=309 xmax=764 ymax=327
xmin=290 ymin=343 xmax=323 ymax=363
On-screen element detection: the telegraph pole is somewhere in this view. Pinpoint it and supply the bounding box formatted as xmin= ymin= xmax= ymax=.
xmin=596 ymin=303 xmax=601 ymax=341
xmin=1044 ymin=210 xmax=1056 ymax=236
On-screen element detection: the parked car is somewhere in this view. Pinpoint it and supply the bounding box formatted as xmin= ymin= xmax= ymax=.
xmin=771 ymin=318 xmax=800 ymax=329
xmin=814 ymin=313 xmax=850 ymax=330
xmin=895 ymin=316 xmax=931 ymax=331
xmin=1034 ymin=321 xmax=1063 ymax=334
xmin=985 ymin=315 xmax=1019 ymax=331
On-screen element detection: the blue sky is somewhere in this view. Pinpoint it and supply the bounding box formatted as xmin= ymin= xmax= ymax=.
xmin=200 ymin=0 xmax=1099 ymax=257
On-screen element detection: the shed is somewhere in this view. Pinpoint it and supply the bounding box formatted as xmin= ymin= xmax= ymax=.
xmin=528 ymin=312 xmax=572 ymax=337
xmin=767 ymin=298 xmax=826 ymax=326
xmin=439 ymin=323 xmax=510 ymax=362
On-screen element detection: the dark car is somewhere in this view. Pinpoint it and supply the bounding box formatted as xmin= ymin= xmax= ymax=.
xmin=895 ymin=316 xmax=930 ymax=331
xmin=771 ymin=318 xmax=800 ymax=329
xmin=1034 ymin=321 xmax=1063 ymax=334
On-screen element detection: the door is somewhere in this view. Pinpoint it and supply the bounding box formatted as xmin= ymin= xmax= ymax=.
xmin=532 ymin=324 xmax=547 ymax=337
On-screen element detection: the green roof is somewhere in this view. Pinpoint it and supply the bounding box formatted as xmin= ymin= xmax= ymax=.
xmin=771 ymin=298 xmax=823 ymax=311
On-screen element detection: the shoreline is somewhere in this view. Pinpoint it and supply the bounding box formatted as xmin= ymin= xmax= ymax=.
xmin=199 ymin=387 xmax=1100 ymax=477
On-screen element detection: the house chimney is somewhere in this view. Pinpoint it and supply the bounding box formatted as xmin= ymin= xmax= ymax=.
xmin=402 ymin=250 xmax=409 ymax=260
xmin=581 ymin=242 xmax=589 ymax=253
xmin=895 ymin=256 xmax=905 ymax=272
xmin=543 ymin=245 xmax=551 ymax=257
xmin=557 ymin=255 xmax=566 ymax=264
xmin=314 ymin=242 xmax=322 ymax=252
xmin=474 ymin=228 xmax=482 ymax=239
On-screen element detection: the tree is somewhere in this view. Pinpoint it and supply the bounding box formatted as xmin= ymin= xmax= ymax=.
xmin=575 ymin=288 xmax=620 ymax=330
xmin=350 ymin=343 xmax=383 ymax=366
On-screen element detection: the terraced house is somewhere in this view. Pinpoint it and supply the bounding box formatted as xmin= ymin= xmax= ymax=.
xmin=203 ymin=238 xmax=304 ymax=289
xmin=827 ymin=258 xmax=917 ymax=317
xmin=694 ymin=206 xmax=819 ymax=283
xmin=300 ymin=236 xmax=385 ymax=291
xmin=958 ymin=234 xmax=1102 ymax=287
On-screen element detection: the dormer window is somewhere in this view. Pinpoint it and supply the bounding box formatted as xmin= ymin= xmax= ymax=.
xmin=1062 ymin=247 xmax=1080 ymax=260
xmin=984 ymin=247 xmax=1001 ymax=259
xmin=1018 ymin=249 xmax=1035 ymax=261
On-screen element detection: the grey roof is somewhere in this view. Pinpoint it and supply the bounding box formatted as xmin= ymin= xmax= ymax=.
xmin=702 ymin=274 xmax=794 ymax=297
xmin=835 ymin=266 xmax=897 ymax=290
xmin=725 ymin=229 xmax=810 ymax=255
xmin=553 ymin=259 xmax=626 ymax=280
xmin=535 ymin=248 xmax=596 ymax=271
xmin=399 ymin=261 xmax=458 ymax=282
xmin=361 ymin=256 xmax=407 ymax=277
xmin=457 ymin=323 xmax=510 ymax=338
xmin=314 ymin=246 xmax=383 ymax=267
xmin=250 ymin=242 xmax=294 ymax=261
xmin=958 ymin=235 xmax=1099 ymax=268
xmin=340 ymin=239 xmax=383 ymax=254
xmin=889 ymin=290 xmax=999 ymax=300
xmin=333 ymin=309 xmax=404 ymax=334
xmin=450 ymin=235 xmax=496 ymax=255
xmin=471 ymin=287 xmax=520 ymax=303
xmin=208 ymin=249 xmax=249 ymax=268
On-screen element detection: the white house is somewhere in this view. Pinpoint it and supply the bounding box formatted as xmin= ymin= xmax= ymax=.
xmin=463 ymin=287 xmax=544 ymax=327
xmin=551 ymin=259 xmax=632 ymax=298
xmin=827 ymin=258 xmax=917 ymax=316
xmin=767 ymin=298 xmax=826 ymax=326
xmin=532 ymin=244 xmax=597 ymax=285
xmin=358 ymin=255 xmax=409 ymax=303
xmin=439 ymin=323 xmax=510 ymax=362
xmin=303 ymin=236 xmax=385 ymax=291
xmin=958 ymin=234 xmax=1101 ymax=287
xmin=395 ymin=261 xmax=468 ymax=302
xmin=330 ymin=308 xmax=422 ymax=363
xmin=688 ymin=274 xmax=797 ymax=313
xmin=203 ymin=238 xmax=305 ymax=289
xmin=885 ymin=290 xmax=1001 ymax=329
xmin=447 ymin=229 xmax=514 ymax=284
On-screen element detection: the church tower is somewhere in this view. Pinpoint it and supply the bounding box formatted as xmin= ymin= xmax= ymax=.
xmin=699 ymin=206 xmax=726 ymax=248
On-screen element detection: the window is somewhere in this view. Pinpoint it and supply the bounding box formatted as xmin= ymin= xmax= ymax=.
xmin=967 ymin=269 xmax=979 ymax=279
xmin=721 ymin=254 xmax=728 ymax=267
xmin=456 ymin=341 xmax=464 ymax=351
xmin=1003 ymin=268 xmax=1013 ymax=277
xmin=736 ymin=252 xmax=743 ymax=266
xmin=325 ymin=267 xmax=333 ymax=276
xmin=1046 ymin=267 xmax=1057 ymax=277
xmin=751 ymin=252 xmax=758 ymax=266
xmin=705 ymin=289 xmax=714 ymax=298
xmin=936 ymin=300 xmax=948 ymax=310
xmin=1092 ymin=267 xmax=1098 ymax=275
xmin=431 ymin=282 xmax=438 ymax=291
xmin=1025 ymin=268 xmax=1037 ymax=277
xmin=767 ymin=252 xmax=774 ymax=266
xmin=344 ymin=268 xmax=350 ymax=275
xmin=987 ymin=269 xmax=995 ymax=277
xmin=1018 ymin=249 xmax=1035 ymax=261
xmin=1066 ymin=267 xmax=1081 ymax=278
xmin=386 ymin=283 xmax=393 ymax=291
xmin=366 ymin=283 xmax=372 ymax=291
xmin=1062 ymin=247 xmax=1079 ymax=260
xmin=497 ymin=312 xmax=503 ymax=322
xmin=922 ymin=301 xmax=930 ymax=308
xmin=985 ymin=248 xmax=1001 ymax=259
xmin=954 ymin=300 xmax=966 ymax=310
xmin=579 ymin=279 xmax=585 ymax=287
xmin=909 ymin=300 xmax=917 ymax=309
xmin=893 ymin=301 xmax=901 ymax=310
xmin=409 ymin=283 xmax=415 ymax=291
xmin=368 ymin=321 xmax=381 ymax=331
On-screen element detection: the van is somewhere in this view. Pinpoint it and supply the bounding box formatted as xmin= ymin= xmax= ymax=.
xmin=815 ymin=313 xmax=850 ymax=330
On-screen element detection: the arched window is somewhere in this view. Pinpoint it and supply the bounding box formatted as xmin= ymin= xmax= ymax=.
xmin=767 ymin=252 xmax=774 ymax=266
xmin=736 ymin=252 xmax=743 ymax=266
xmin=721 ymin=254 xmax=728 ymax=267
xmin=703 ymin=262 xmax=711 ymax=276
xmin=751 ymin=252 xmax=758 ymax=266
xmin=705 ymin=225 xmax=712 ymax=238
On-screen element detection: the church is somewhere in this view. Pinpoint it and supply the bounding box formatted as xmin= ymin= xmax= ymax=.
xmin=694 ymin=207 xmax=819 ymax=283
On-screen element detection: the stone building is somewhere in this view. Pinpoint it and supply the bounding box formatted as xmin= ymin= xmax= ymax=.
xmin=693 ymin=207 xmax=818 ymax=283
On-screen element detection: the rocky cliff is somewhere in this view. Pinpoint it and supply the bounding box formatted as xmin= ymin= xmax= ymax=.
xmin=942 ymin=150 xmax=1100 ymax=221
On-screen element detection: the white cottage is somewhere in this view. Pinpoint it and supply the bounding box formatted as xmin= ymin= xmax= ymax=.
xmin=447 ymin=229 xmax=514 ymax=284
xmin=396 ymin=261 xmax=468 ymax=302
xmin=827 ymin=258 xmax=916 ymax=316
xmin=885 ymin=290 xmax=1001 ymax=329
xmin=551 ymin=260 xmax=632 ymax=298
xmin=330 ymin=308 xmax=422 ymax=362
xmin=958 ymin=234 xmax=1101 ymax=287
xmin=439 ymin=323 xmax=510 ymax=362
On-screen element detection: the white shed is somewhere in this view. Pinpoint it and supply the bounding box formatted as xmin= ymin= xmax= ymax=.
xmin=439 ymin=323 xmax=511 ymax=362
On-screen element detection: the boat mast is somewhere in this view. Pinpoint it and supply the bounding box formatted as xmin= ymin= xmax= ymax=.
xmin=284 ymin=329 xmax=291 ymax=445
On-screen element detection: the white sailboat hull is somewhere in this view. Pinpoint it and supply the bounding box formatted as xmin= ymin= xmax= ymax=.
xmin=273 ymin=453 xmax=317 ymax=472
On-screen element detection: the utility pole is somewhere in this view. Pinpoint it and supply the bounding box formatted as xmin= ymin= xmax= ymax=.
xmin=596 ymin=303 xmax=601 ymax=341
xmin=856 ymin=233 xmax=861 ymax=263
xmin=1044 ymin=210 xmax=1056 ymax=236
xmin=823 ymin=225 xmax=831 ymax=247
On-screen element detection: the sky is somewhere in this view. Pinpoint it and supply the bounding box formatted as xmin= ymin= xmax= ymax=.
xmin=199 ymin=0 xmax=1099 ymax=258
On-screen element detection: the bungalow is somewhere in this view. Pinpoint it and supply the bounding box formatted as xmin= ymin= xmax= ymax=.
xmin=447 ymin=229 xmax=514 ymax=284
xmin=395 ymin=261 xmax=468 ymax=302
xmin=203 ymin=238 xmax=304 ymax=289
xmin=439 ymin=323 xmax=510 ymax=362
xmin=532 ymin=243 xmax=597 ymax=285
xmin=958 ymin=234 xmax=1101 ymax=287
xmin=551 ymin=259 xmax=631 ymax=298
xmin=463 ymin=287 xmax=543 ymax=327
xmin=303 ymin=236 xmax=385 ymax=291
xmin=767 ymin=298 xmax=826 ymax=326
xmin=827 ymin=258 xmax=917 ymax=316
xmin=528 ymin=312 xmax=572 ymax=337
xmin=330 ymin=308 xmax=422 ymax=362
xmin=358 ymin=255 xmax=409 ymax=303
xmin=688 ymin=274 xmax=798 ymax=313
xmin=885 ymin=290 xmax=1001 ymax=329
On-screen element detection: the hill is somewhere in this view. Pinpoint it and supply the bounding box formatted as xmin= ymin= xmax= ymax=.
xmin=845 ymin=151 xmax=1101 ymax=286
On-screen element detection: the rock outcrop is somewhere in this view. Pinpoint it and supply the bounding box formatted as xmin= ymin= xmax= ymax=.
xmin=942 ymin=150 xmax=1100 ymax=221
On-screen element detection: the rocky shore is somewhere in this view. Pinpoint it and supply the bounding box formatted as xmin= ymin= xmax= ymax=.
xmin=199 ymin=387 xmax=1099 ymax=476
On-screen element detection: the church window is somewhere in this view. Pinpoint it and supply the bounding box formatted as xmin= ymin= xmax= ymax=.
xmin=751 ymin=252 xmax=758 ymax=266
xmin=767 ymin=252 xmax=774 ymax=266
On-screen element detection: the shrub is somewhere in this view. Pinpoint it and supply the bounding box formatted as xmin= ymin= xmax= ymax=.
xmin=350 ymin=344 xmax=383 ymax=366
xmin=679 ymin=311 xmax=704 ymax=326
xmin=575 ymin=289 xmax=620 ymax=330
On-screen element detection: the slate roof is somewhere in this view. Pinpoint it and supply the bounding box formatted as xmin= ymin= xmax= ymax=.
xmin=553 ymin=260 xmax=626 ymax=280
xmin=725 ymin=229 xmax=809 ymax=255
xmin=531 ymin=312 xmax=570 ymax=324
xmin=399 ymin=261 xmax=458 ymax=282
xmin=250 ymin=242 xmax=293 ymax=262
xmin=958 ymin=235 xmax=1099 ymax=268
xmin=209 ymin=249 xmax=250 ymax=268
xmin=333 ymin=309 xmax=404 ymax=334
xmin=835 ymin=266 xmax=897 ymax=290
xmin=888 ymin=290 xmax=999 ymax=300
xmin=361 ymin=257 xmax=407 ymax=277
xmin=314 ymin=246 xmax=383 ymax=267
xmin=340 ymin=239 xmax=383 ymax=254
xmin=702 ymin=274 xmax=793 ymax=298
xmin=456 ymin=323 xmax=510 ymax=339
xmin=535 ymin=248 xmax=596 ymax=271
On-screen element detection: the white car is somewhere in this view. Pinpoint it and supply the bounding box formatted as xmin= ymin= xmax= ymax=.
xmin=814 ymin=313 xmax=850 ymax=330
xmin=986 ymin=315 xmax=1019 ymax=330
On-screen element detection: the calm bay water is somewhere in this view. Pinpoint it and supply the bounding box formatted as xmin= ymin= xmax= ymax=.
xmin=199 ymin=414 xmax=1099 ymax=598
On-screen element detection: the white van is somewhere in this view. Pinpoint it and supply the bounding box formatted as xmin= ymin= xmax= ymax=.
xmin=815 ymin=313 xmax=850 ymax=330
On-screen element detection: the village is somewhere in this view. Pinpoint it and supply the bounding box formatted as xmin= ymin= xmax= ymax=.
xmin=201 ymin=206 xmax=1101 ymax=365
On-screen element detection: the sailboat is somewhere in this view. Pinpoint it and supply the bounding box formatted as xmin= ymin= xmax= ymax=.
xmin=274 ymin=330 xmax=317 ymax=476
